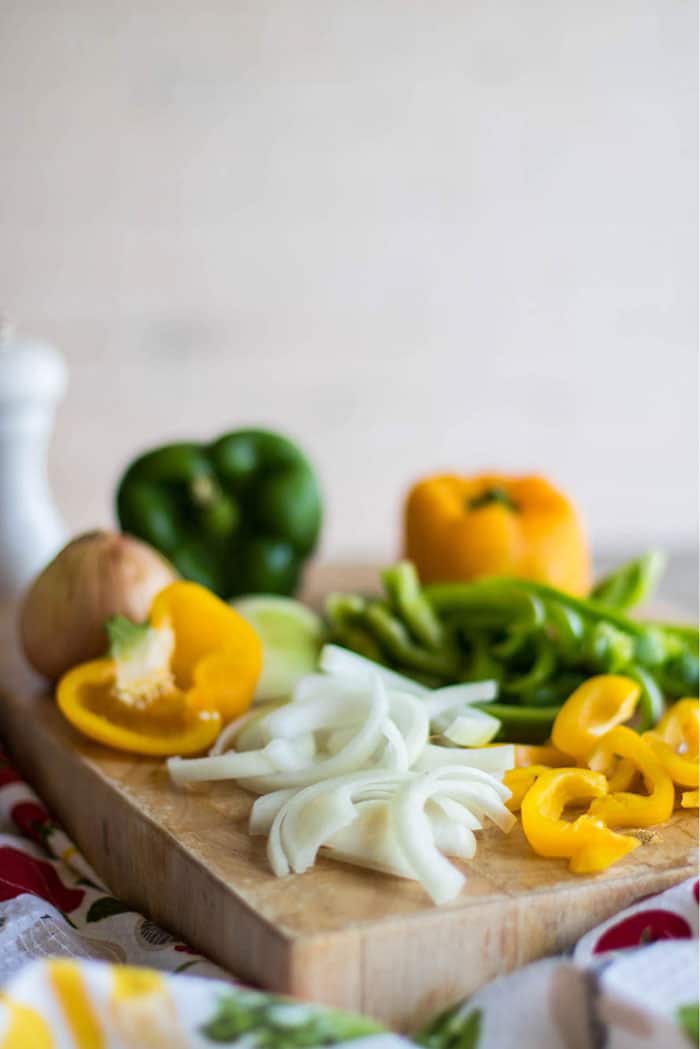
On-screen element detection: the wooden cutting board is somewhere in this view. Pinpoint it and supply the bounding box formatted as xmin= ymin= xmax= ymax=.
xmin=0 ymin=566 xmax=697 ymax=1032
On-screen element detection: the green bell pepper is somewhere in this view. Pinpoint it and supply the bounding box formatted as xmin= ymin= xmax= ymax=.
xmin=116 ymin=429 xmax=322 ymax=598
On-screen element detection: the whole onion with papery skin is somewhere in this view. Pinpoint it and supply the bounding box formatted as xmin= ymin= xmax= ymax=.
xmin=20 ymin=531 xmax=177 ymax=679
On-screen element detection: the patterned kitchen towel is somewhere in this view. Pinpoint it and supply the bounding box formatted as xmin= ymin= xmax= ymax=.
xmin=416 ymin=878 xmax=699 ymax=1049
xmin=0 ymin=960 xmax=409 ymax=1048
xmin=0 ymin=747 xmax=227 ymax=984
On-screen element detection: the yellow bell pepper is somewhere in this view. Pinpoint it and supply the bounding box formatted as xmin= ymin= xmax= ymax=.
xmin=643 ymin=698 xmax=699 ymax=791
xmin=56 ymin=581 xmax=262 ymax=756
xmin=520 ymin=767 xmax=640 ymax=874
xmin=403 ymin=473 xmax=591 ymax=594
xmin=681 ymin=790 xmax=699 ymax=808
xmin=551 ymin=675 xmax=641 ymax=762
xmin=150 ymin=581 xmax=262 ymax=723
xmin=587 ymin=726 xmax=675 ymax=828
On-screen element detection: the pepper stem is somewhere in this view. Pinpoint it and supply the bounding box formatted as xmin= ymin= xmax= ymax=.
xmin=468 ymin=486 xmax=518 ymax=513
xmin=106 ymin=615 xmax=176 ymax=708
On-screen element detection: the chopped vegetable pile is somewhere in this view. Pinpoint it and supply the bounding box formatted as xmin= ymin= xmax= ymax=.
xmin=325 ymin=556 xmax=699 ymax=743
xmin=168 ymin=646 xmax=515 ymax=904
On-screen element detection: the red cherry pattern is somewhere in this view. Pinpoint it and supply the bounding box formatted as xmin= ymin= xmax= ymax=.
xmin=594 ymin=908 xmax=693 ymax=953
xmin=10 ymin=800 xmax=52 ymax=843
xmin=0 ymin=845 xmax=85 ymax=912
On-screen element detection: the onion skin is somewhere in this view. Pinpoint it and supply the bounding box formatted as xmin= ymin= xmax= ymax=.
xmin=19 ymin=531 xmax=178 ymax=680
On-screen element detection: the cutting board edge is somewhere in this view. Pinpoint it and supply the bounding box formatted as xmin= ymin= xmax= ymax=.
xmin=0 ymin=690 xmax=301 ymax=990
xmin=279 ymin=859 xmax=697 ymax=1032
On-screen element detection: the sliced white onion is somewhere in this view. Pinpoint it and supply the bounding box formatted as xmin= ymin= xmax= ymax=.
xmin=389 ymin=766 xmax=515 ymax=903
xmin=426 ymin=681 xmax=499 ymax=719
xmin=243 ymin=676 xmax=390 ymax=793
xmin=249 ymin=789 xmax=297 ymax=835
xmin=320 ymin=644 xmax=428 ymax=696
xmin=292 ymin=672 xmax=365 ymax=705
xmin=268 ymin=770 xmax=409 ymax=876
xmin=233 ymin=703 xmax=286 ymax=753
xmin=414 ymin=742 xmax=515 ymax=778
xmin=264 ymin=693 xmax=360 ymax=738
xmin=430 ymin=780 xmax=515 ymax=834
xmin=441 ymin=710 xmax=501 ymax=747
xmin=209 ymin=709 xmax=258 ymax=756
xmin=387 ymin=691 xmax=430 ymax=765
xmin=264 ymin=738 xmax=313 ymax=772
xmin=378 ymin=717 xmax=410 ymax=771
xmin=429 ymin=796 xmax=482 ymax=831
xmin=168 ymin=748 xmax=280 ymax=785
xmin=186 ymin=656 xmax=519 ymax=907
xmin=324 ymin=799 xmax=416 ymax=879
xmin=390 ymin=775 xmax=467 ymax=905
xmin=428 ymin=810 xmax=477 ymax=861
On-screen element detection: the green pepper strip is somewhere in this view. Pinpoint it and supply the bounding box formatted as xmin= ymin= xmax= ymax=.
xmin=462 ymin=632 xmax=504 ymax=683
xmin=625 ymin=664 xmax=665 ymax=731
xmin=325 ymin=595 xmax=385 ymax=663
xmin=544 ymin=600 xmax=584 ymax=657
xmin=591 ymin=550 xmax=666 ymax=611
xmin=504 ymin=636 xmax=557 ymax=693
xmin=364 ymin=602 xmax=458 ymax=677
xmin=382 ymin=562 xmax=445 ymax=650
xmin=424 ymin=582 xmax=546 ymax=632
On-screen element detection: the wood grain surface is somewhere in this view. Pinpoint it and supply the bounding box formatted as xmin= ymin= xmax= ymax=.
xmin=0 ymin=564 xmax=697 ymax=1031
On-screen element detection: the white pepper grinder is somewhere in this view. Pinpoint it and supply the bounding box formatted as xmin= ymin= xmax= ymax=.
xmin=0 ymin=319 xmax=68 ymax=594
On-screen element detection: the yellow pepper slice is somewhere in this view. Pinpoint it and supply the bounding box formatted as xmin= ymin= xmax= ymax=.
xmin=56 ymin=581 xmax=262 ymax=755
xmin=551 ymin=675 xmax=641 ymax=762
xmin=520 ymin=767 xmax=640 ymax=874
xmin=643 ymin=736 xmax=699 ymax=789
xmin=587 ymin=726 xmax=675 ymax=827
xmin=504 ymin=765 xmax=551 ymax=811
xmin=606 ymin=757 xmax=640 ymax=793
xmin=514 ymin=744 xmax=571 ymax=768
xmin=643 ymin=698 xmax=699 ymax=791
xmin=652 ymin=698 xmax=699 ymax=751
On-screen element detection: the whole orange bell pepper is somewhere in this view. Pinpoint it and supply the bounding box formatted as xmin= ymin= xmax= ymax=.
xmin=403 ymin=473 xmax=590 ymax=594
xmin=56 ymin=581 xmax=262 ymax=756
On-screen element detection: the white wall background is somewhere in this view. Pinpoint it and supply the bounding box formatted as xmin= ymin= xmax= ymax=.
xmin=1 ymin=0 xmax=697 ymax=561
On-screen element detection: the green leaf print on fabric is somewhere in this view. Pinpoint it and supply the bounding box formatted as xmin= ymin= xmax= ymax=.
xmin=86 ymin=896 xmax=134 ymax=922
xmin=417 ymin=1004 xmax=482 ymax=1049
xmin=677 ymin=1003 xmax=699 ymax=1045
xmin=200 ymin=990 xmax=384 ymax=1046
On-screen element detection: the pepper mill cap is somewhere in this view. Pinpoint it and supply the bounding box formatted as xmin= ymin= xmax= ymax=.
xmin=0 ymin=317 xmax=67 ymax=404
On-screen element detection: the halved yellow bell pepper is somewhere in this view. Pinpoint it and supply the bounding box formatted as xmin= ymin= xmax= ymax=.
xmin=56 ymin=581 xmax=262 ymax=756
xmin=587 ymin=726 xmax=674 ymax=827
xmin=150 ymin=581 xmax=262 ymax=723
xmin=643 ymin=698 xmax=699 ymax=791
xmin=520 ymin=767 xmax=640 ymax=873
xmin=551 ymin=675 xmax=641 ymax=762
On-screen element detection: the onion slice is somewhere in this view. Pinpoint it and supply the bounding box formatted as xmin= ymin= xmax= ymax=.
xmin=320 ymin=644 xmax=428 ymax=696
xmin=414 ymin=742 xmax=514 ymax=778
